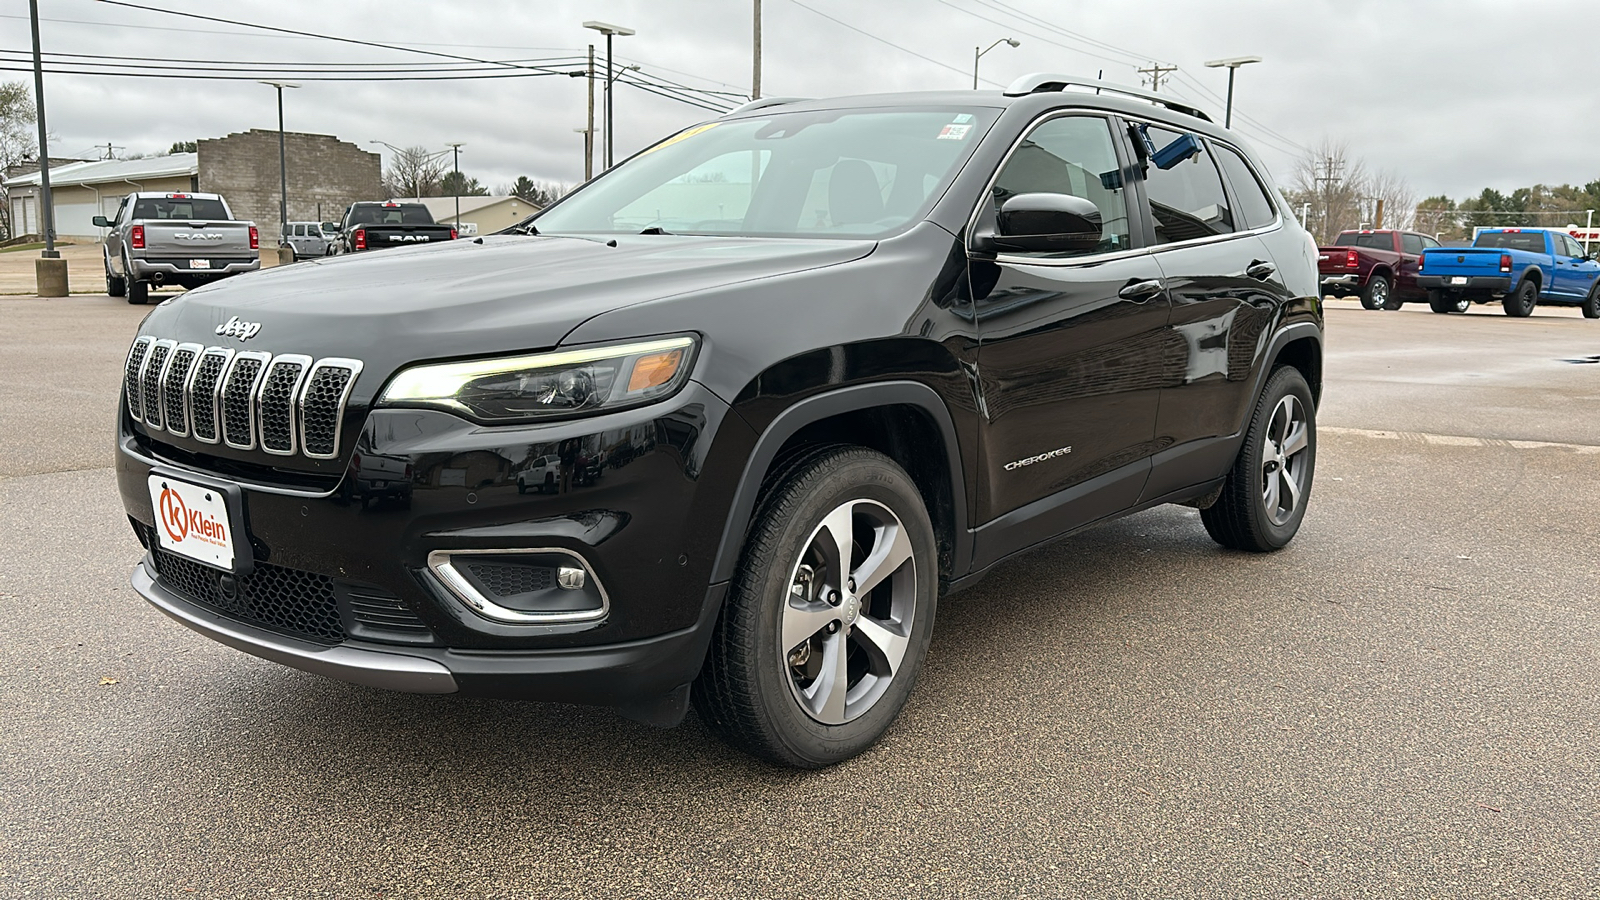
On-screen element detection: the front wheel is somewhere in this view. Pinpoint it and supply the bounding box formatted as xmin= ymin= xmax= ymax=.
xmin=1201 ymin=366 xmax=1316 ymax=552
xmin=1360 ymin=275 xmax=1391 ymax=311
xmin=1503 ymin=279 xmax=1537 ymax=317
xmin=693 ymin=446 xmax=938 ymax=768
xmin=1583 ymin=284 xmax=1600 ymax=319
xmin=106 ymin=269 xmax=126 ymax=298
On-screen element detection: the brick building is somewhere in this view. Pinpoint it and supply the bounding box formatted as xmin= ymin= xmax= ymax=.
xmin=199 ymin=130 xmax=380 ymax=240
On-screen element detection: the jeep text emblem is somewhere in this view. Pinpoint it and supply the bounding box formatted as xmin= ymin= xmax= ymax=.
xmin=215 ymin=315 xmax=262 ymax=341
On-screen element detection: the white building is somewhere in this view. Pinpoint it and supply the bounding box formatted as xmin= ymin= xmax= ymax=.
xmin=5 ymin=155 xmax=199 ymax=241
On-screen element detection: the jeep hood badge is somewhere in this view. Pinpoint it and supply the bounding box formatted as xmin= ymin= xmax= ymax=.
xmin=215 ymin=315 xmax=262 ymax=341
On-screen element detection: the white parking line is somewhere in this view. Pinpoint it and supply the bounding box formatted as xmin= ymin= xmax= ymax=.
xmin=1320 ymin=426 xmax=1600 ymax=454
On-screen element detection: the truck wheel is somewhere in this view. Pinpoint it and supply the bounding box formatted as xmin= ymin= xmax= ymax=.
xmin=126 ymin=278 xmax=149 ymax=305
xmin=1359 ymin=275 xmax=1391 ymax=311
xmin=1427 ymin=290 xmax=1453 ymax=314
xmin=693 ymin=445 xmax=938 ymax=768
xmin=1582 ymin=284 xmax=1600 ymax=320
xmin=1201 ymin=366 xmax=1316 ymax=553
xmin=105 ymin=266 xmax=126 ymax=298
xmin=1502 ymin=279 xmax=1537 ymax=317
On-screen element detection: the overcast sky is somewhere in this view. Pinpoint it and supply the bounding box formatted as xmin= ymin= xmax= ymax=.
xmin=6 ymin=0 xmax=1600 ymax=207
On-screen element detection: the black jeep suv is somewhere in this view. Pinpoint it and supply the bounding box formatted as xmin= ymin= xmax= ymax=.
xmin=118 ymin=76 xmax=1322 ymax=768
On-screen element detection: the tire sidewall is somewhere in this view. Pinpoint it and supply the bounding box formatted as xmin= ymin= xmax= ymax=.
xmin=1239 ymin=367 xmax=1317 ymax=549
xmin=734 ymin=453 xmax=937 ymax=765
xmin=1361 ymin=276 xmax=1389 ymax=311
xmin=1583 ymin=284 xmax=1600 ymax=319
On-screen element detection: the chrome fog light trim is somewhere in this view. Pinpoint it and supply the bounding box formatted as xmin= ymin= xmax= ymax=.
xmin=427 ymin=548 xmax=608 ymax=625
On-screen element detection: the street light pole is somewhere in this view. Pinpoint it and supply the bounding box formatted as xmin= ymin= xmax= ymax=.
xmin=446 ymin=142 xmax=464 ymax=226
xmin=259 ymin=80 xmax=300 ymax=245
xmin=583 ymin=21 xmax=634 ymax=170
xmin=1203 ymin=56 xmax=1262 ymax=129
xmin=28 ymin=0 xmax=56 ymax=258
xmin=972 ymin=38 xmax=1020 ymax=90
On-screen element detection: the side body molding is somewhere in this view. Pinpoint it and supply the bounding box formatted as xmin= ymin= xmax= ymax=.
xmin=709 ymin=380 xmax=972 ymax=585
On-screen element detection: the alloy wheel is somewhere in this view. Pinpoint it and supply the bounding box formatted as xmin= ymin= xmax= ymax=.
xmin=1371 ymin=280 xmax=1387 ymax=305
xmin=1261 ymin=395 xmax=1310 ymax=526
xmin=781 ymin=498 xmax=916 ymax=725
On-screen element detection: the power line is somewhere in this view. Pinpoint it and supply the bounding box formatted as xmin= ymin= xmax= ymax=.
xmin=1138 ymin=63 xmax=1177 ymax=92
xmin=786 ymin=0 xmax=1006 ymax=86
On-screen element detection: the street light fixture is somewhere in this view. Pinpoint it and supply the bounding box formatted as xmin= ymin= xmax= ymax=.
xmin=1203 ymin=56 xmax=1262 ymax=129
xmin=259 ymin=80 xmax=300 ymax=246
xmin=973 ymin=38 xmax=1020 ymax=90
xmin=582 ymin=20 xmax=635 ymax=170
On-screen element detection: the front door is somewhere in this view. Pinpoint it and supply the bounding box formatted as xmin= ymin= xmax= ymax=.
xmin=968 ymin=113 xmax=1168 ymax=566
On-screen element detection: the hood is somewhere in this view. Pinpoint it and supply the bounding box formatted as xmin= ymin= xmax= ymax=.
xmin=141 ymin=233 xmax=876 ymax=379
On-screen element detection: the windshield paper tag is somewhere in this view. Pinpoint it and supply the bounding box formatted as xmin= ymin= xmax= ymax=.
xmin=642 ymin=122 xmax=720 ymax=155
xmin=937 ymin=124 xmax=972 ymax=141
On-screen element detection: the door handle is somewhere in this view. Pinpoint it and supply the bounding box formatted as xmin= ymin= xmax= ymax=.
xmin=1246 ymin=260 xmax=1277 ymax=280
xmin=1118 ymin=279 xmax=1164 ymax=302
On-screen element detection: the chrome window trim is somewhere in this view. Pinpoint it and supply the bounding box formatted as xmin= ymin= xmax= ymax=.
xmin=221 ymin=350 xmax=272 ymax=451
xmin=427 ymin=548 xmax=610 ymax=625
xmin=160 ymin=342 xmax=203 ymax=439
xmin=256 ymin=354 xmax=313 ymax=457
xmin=296 ymin=358 xmax=364 ymax=460
xmin=139 ymin=340 xmax=177 ymax=432
xmin=184 ymin=347 xmax=234 ymax=445
xmin=125 ymin=336 xmax=154 ymax=423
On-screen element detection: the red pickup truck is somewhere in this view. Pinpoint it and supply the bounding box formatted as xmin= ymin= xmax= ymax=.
xmin=1318 ymin=229 xmax=1444 ymax=310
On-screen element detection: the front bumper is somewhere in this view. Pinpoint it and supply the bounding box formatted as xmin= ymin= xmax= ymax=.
xmin=134 ymin=557 xmax=726 ymax=706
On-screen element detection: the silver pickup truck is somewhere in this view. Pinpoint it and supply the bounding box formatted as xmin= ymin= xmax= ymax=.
xmin=95 ymin=192 xmax=260 ymax=305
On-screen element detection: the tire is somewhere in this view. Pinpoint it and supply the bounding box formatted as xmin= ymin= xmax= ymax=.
xmin=1359 ymin=275 xmax=1391 ymax=311
xmin=1427 ymin=290 xmax=1453 ymax=314
xmin=693 ymin=446 xmax=938 ymax=768
xmin=106 ymin=268 xmax=126 ymax=298
xmin=1502 ymin=279 xmax=1537 ymax=317
xmin=1201 ymin=366 xmax=1316 ymax=552
xmin=516 ymin=482 xmax=527 ymax=495
xmin=126 ymin=277 xmax=149 ymax=305
xmin=1582 ymin=284 xmax=1600 ymax=319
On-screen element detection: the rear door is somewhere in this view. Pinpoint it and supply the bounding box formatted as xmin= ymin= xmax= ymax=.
xmin=1397 ymin=232 xmax=1425 ymax=294
xmin=1137 ymin=127 xmax=1292 ymax=501
xmin=968 ymin=111 xmax=1167 ymax=564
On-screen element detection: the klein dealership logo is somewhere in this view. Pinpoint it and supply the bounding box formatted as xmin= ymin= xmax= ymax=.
xmin=157 ymin=483 xmax=227 ymax=546
xmin=215 ymin=315 xmax=262 ymax=341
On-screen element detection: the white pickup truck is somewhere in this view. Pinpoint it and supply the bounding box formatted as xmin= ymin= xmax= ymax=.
xmin=95 ymin=191 xmax=260 ymax=304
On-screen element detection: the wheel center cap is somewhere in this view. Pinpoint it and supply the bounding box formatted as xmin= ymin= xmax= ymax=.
xmin=842 ymin=594 xmax=861 ymax=626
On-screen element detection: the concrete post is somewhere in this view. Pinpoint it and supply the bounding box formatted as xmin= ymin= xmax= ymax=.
xmin=35 ymin=256 xmax=68 ymax=297
xmin=260 ymin=248 xmax=282 ymax=268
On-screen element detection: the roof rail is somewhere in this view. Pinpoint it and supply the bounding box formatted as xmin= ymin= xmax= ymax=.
xmin=1002 ymin=74 xmax=1213 ymax=123
xmin=723 ymin=96 xmax=811 ymax=117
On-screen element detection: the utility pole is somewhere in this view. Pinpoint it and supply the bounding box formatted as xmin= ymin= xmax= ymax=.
xmin=1314 ymin=157 xmax=1344 ymax=242
xmin=28 ymin=0 xmax=56 ymax=258
xmin=752 ymin=0 xmax=762 ymax=100
xmin=1138 ymin=62 xmax=1178 ymax=92
xmin=446 ymin=142 xmax=464 ymax=226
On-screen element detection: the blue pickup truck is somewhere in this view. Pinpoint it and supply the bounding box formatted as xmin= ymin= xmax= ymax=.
xmin=1417 ymin=228 xmax=1600 ymax=318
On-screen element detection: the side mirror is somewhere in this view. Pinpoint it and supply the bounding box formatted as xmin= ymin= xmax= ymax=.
xmin=92 ymin=215 xmax=109 ymax=227
xmin=979 ymin=193 xmax=1103 ymax=254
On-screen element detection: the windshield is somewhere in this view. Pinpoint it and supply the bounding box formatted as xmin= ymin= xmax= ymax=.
xmin=132 ymin=197 xmax=228 ymax=220
xmin=532 ymin=106 xmax=1000 ymax=239
xmin=1474 ymin=231 xmax=1546 ymax=252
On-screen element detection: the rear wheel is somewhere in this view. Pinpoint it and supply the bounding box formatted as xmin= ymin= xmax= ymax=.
xmin=1359 ymin=275 xmax=1391 ymax=311
xmin=1583 ymin=283 xmax=1600 ymax=319
xmin=1502 ymin=279 xmax=1537 ymax=317
xmin=1201 ymin=366 xmax=1316 ymax=552
xmin=126 ymin=277 xmax=149 ymax=305
xmin=694 ymin=446 xmax=937 ymax=768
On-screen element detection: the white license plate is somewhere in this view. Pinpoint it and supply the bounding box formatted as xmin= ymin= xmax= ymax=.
xmin=147 ymin=475 xmax=235 ymax=571
xmin=189 ymin=258 xmax=211 ymax=269
xmin=1450 ymin=276 xmax=1468 ymax=285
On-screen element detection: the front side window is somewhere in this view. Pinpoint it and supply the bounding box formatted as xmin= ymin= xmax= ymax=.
xmin=533 ymin=106 xmax=1000 ymax=239
xmin=1422 ymin=235 xmax=1441 ymax=250
xmin=1214 ymin=145 xmax=1276 ymax=230
xmin=1401 ymin=233 xmax=1424 ymax=255
xmin=986 ymin=114 xmax=1131 ymax=258
xmin=1558 ymin=233 xmax=1585 ymax=257
xmin=1140 ymin=124 xmax=1234 ymax=244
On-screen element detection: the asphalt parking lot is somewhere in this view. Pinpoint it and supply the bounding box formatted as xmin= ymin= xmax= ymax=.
xmin=2 ymin=296 xmax=1598 ymax=898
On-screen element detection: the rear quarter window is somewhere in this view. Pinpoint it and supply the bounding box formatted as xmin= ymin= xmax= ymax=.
xmin=1214 ymin=145 xmax=1276 ymax=230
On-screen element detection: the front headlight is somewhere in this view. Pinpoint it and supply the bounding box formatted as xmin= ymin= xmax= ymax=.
xmin=377 ymin=335 xmax=697 ymax=423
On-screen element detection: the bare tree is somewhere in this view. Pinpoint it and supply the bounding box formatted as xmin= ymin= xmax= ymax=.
xmin=1285 ymin=139 xmax=1370 ymax=245
xmin=380 ymin=146 xmax=448 ymax=200
xmin=1368 ymin=169 xmax=1416 ymax=231
xmin=0 ymin=81 xmax=38 ymax=240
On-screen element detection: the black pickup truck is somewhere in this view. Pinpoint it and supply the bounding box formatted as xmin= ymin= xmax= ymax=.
xmin=331 ymin=201 xmax=457 ymax=254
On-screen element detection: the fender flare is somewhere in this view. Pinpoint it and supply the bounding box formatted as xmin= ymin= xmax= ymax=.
xmin=1236 ymin=321 xmax=1323 ymax=434
xmin=708 ymin=380 xmax=971 ymax=585
xmin=1515 ymin=266 xmax=1542 ymax=295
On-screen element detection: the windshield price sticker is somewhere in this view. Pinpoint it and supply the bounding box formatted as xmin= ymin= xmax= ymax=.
xmin=147 ymin=475 xmax=235 ymax=571
xmin=937 ymin=124 xmax=972 ymax=141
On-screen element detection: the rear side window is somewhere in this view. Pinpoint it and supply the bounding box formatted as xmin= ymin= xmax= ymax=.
xmin=1140 ymin=124 xmax=1233 ymax=243
xmin=1474 ymin=231 xmax=1546 ymax=252
xmin=1214 ymin=145 xmax=1276 ymax=230
xmin=132 ymin=197 xmax=229 ymax=220
xmin=989 ymin=114 xmax=1132 ymax=257
xmin=1401 ymin=233 xmax=1424 ymax=255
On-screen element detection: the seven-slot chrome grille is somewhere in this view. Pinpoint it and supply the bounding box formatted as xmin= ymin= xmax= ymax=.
xmin=124 ymin=336 xmax=363 ymax=461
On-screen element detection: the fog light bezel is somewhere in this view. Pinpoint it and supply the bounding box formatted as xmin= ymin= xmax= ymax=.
xmin=427 ymin=548 xmax=608 ymax=625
